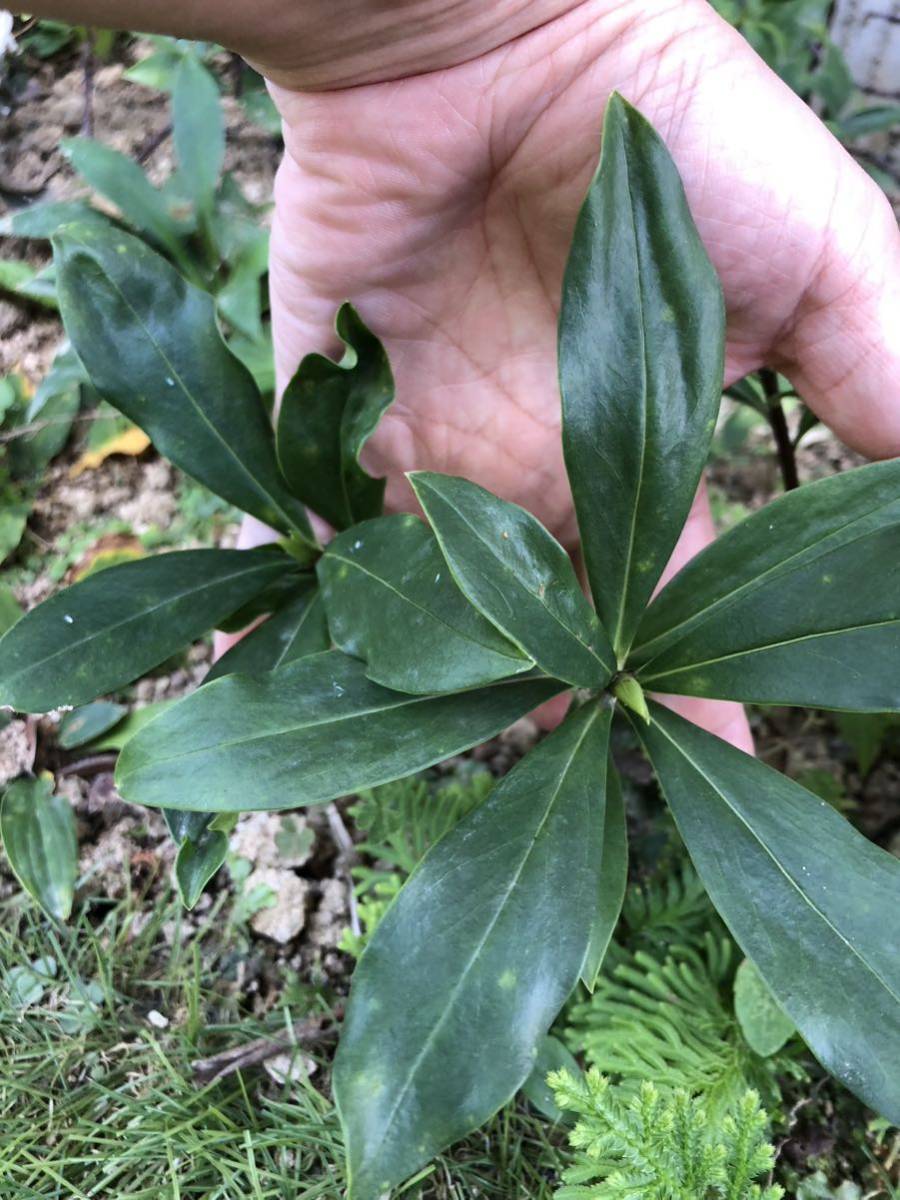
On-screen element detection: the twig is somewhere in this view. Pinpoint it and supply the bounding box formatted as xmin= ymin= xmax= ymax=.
xmin=191 ymin=1010 xmax=341 ymax=1086
xmin=59 ymin=753 xmax=118 ymax=778
xmin=326 ymin=802 xmax=361 ymax=938
xmin=81 ymin=33 xmax=95 ymax=138
xmin=135 ymin=124 xmax=172 ymax=166
xmin=760 ymin=368 xmax=799 ymax=491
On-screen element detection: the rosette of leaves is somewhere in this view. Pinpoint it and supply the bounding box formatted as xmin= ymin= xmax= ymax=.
xmin=0 ymin=94 xmax=899 ymax=1199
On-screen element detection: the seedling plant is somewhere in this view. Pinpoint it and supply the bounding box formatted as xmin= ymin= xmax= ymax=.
xmin=1 ymin=95 xmax=899 ymax=1200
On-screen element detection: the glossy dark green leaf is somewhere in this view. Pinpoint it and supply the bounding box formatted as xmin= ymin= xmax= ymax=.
xmin=116 ymin=651 xmax=564 ymax=813
xmin=276 ymin=303 xmax=394 ymax=529
xmin=205 ymin=584 xmax=330 ymax=682
xmin=637 ymin=702 xmax=900 ymax=1123
xmin=318 ymin=515 xmax=530 ymax=694
xmin=175 ymin=827 xmax=230 ymax=909
xmin=61 ymin=139 xmax=186 ymax=257
xmin=581 ymin=757 xmax=627 ymax=990
xmin=0 ymin=548 xmax=292 ymax=712
xmin=411 ymin=473 xmax=612 ymax=689
xmin=559 ymin=93 xmax=724 ymax=660
xmin=52 ymin=223 xmax=314 ymax=542
xmin=1 ymin=777 xmax=77 ymax=921
xmin=172 ymin=54 xmax=224 ymax=214
xmin=334 ymin=703 xmax=611 ymax=1199
xmin=632 ymin=459 xmax=900 ymax=711
xmin=58 ymin=701 xmax=127 ymax=750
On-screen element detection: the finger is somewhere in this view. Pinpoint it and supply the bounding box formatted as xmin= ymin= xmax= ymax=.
xmin=773 ymin=175 xmax=900 ymax=460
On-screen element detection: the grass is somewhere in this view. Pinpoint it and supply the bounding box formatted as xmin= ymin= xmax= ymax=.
xmin=0 ymin=879 xmax=566 ymax=1199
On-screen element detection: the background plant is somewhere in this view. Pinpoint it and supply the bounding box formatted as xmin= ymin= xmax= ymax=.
xmin=0 ymin=91 xmax=899 ymax=1200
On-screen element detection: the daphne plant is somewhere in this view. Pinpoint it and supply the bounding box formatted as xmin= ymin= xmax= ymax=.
xmin=0 ymin=93 xmax=898 ymax=1198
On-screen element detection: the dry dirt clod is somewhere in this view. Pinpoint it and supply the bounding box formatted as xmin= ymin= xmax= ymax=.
xmin=231 ymin=812 xmax=315 ymax=870
xmin=0 ymin=718 xmax=36 ymax=786
xmin=246 ymin=867 xmax=309 ymax=944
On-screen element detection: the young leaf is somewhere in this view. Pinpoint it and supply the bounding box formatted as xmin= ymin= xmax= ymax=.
xmin=58 ymin=701 xmax=127 ymax=750
xmin=411 ymin=473 xmax=613 ymax=689
xmin=581 ymin=758 xmax=628 ymax=990
xmin=9 ymin=346 xmax=85 ymax=481
xmin=637 ymin=702 xmax=900 ymax=1124
xmin=276 ymin=303 xmax=394 ymax=529
xmin=318 ymin=515 xmax=531 ymax=694
xmin=0 ymin=199 xmax=102 ymax=239
xmin=52 ymin=223 xmax=315 ymax=542
xmin=520 ymin=1035 xmax=581 ymax=1124
xmin=0 ymin=548 xmax=293 ymax=712
xmin=172 ymin=54 xmax=224 ymax=215
xmin=334 ymin=702 xmax=612 ymax=1200
xmin=175 ymin=827 xmax=230 ymax=909
xmin=1 ymin=776 xmax=78 ymax=921
xmin=61 ymin=139 xmax=186 ymax=257
xmin=205 ymin=583 xmax=330 ymax=682
xmin=632 ymin=459 xmax=900 ymax=711
xmin=559 ymin=93 xmax=724 ymax=660
xmin=116 ymin=651 xmax=565 ymax=813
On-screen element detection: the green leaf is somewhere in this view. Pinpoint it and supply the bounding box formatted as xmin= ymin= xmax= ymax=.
xmin=581 ymin=757 xmax=627 ymax=990
xmin=411 ymin=473 xmax=613 ymax=689
xmin=318 ymin=515 xmax=531 ymax=694
xmin=88 ymin=700 xmax=173 ymax=750
xmin=205 ymin=583 xmax=330 ymax=682
xmin=172 ymin=55 xmax=225 ymax=214
xmin=636 ymin=702 xmax=900 ymax=1124
xmin=632 ymin=459 xmax=900 ymax=711
xmin=559 ymin=93 xmax=724 ymax=660
xmin=834 ymin=711 xmax=896 ymax=779
xmin=334 ymin=702 xmax=611 ymax=1199
xmin=520 ymin=1035 xmax=580 ymax=1123
xmin=0 ymin=258 xmax=58 ymax=309
xmin=52 ymin=223 xmax=314 ymax=542
xmin=1 ymin=777 xmax=78 ymax=921
xmin=61 ymin=138 xmax=186 ymax=256
xmin=837 ymin=104 xmax=900 ymax=138
xmin=0 ymin=583 xmax=22 ymax=635
xmin=0 ymin=199 xmax=102 ymax=239
xmin=58 ymin=701 xmax=127 ymax=749
xmin=733 ymin=959 xmax=795 ymax=1057
xmin=9 ymin=346 xmax=84 ymax=480
xmin=116 ymin=651 xmax=565 ymax=813
xmin=0 ymin=547 xmax=293 ymax=712
xmin=175 ymin=826 xmax=229 ymax=909
xmin=276 ymin=303 xmax=394 ymax=529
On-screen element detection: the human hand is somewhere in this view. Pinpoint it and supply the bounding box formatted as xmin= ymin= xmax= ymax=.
xmin=249 ymin=0 xmax=897 ymax=750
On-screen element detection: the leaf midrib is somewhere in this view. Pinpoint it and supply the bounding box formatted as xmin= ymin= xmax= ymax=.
xmin=422 ymin=486 xmax=609 ymax=675
xmin=327 ymin=550 xmax=528 ymax=664
xmin=354 ymin=705 xmax=603 ymax=1180
xmin=650 ymin=716 xmax=900 ymax=1008
xmin=640 ymin=616 xmax=900 ymax=684
xmin=634 ymin=485 xmax=900 ymax=665
xmin=70 ymin=233 xmax=307 ymax=538
xmin=2 ymin=557 xmax=284 ymax=685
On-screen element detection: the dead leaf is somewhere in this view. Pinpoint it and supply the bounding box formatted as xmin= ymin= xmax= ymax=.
xmin=69 ymin=426 xmax=151 ymax=478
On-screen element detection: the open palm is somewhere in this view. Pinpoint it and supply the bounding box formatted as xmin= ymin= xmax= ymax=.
xmin=255 ymin=0 xmax=900 ymax=747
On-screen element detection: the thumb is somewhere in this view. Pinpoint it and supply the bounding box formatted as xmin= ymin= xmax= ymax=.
xmin=774 ymin=172 xmax=900 ymax=460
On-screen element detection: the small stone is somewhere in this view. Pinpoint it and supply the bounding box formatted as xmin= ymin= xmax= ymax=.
xmin=147 ymin=1009 xmax=169 ymax=1029
xmin=247 ymin=868 xmax=309 ymax=944
xmin=231 ymin=812 xmax=314 ymax=870
xmin=0 ymin=719 xmax=35 ymax=787
xmin=263 ymin=1051 xmax=317 ymax=1084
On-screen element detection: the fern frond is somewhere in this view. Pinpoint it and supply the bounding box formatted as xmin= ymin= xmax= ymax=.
xmin=550 ymin=1071 xmax=784 ymax=1200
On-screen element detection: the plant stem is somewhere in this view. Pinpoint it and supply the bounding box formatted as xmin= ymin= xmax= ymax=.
xmin=760 ymin=368 xmax=799 ymax=491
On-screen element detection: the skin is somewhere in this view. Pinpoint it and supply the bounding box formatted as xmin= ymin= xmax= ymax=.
xmin=21 ymin=0 xmax=900 ymax=749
